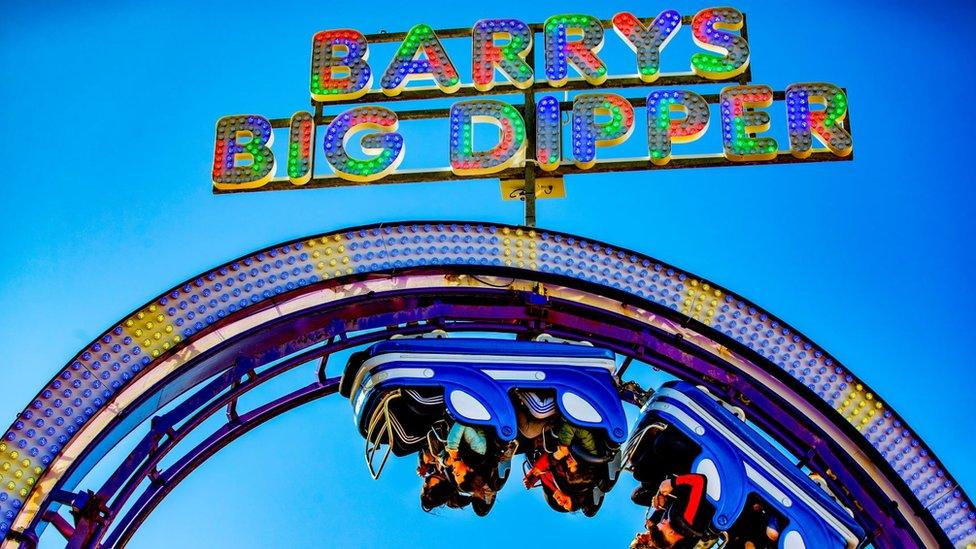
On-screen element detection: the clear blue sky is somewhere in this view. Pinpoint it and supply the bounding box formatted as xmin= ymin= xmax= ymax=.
xmin=1 ymin=0 xmax=974 ymax=547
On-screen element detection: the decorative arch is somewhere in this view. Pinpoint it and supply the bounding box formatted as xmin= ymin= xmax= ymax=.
xmin=0 ymin=222 xmax=971 ymax=548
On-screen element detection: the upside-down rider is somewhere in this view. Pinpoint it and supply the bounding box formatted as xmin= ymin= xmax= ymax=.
xmin=418 ymin=447 xmax=472 ymax=512
xmin=417 ymin=424 xmax=493 ymax=512
xmin=554 ymin=419 xmax=600 ymax=473
xmin=443 ymin=421 xmax=488 ymax=486
xmin=523 ymin=448 xmax=575 ymax=511
xmin=723 ymin=499 xmax=782 ymax=549
xmin=523 ymin=418 xmax=603 ymax=511
xmin=630 ymin=473 xmax=715 ymax=549
xmin=430 ymin=420 xmax=512 ymax=512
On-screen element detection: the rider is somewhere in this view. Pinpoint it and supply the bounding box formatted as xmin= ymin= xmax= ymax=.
xmin=553 ymin=419 xmax=600 ymax=473
xmin=724 ymin=497 xmax=782 ymax=549
xmin=523 ymin=415 xmax=609 ymax=512
xmin=630 ymin=425 xmax=700 ymax=508
xmin=418 ymin=447 xmax=472 ymax=511
xmin=443 ymin=421 xmax=488 ymax=485
xmin=515 ymin=394 xmax=579 ymax=511
xmin=630 ymin=473 xmax=715 ymax=549
xmin=420 ymin=470 xmax=473 ymax=511
xmin=523 ymin=449 xmax=575 ymax=511
xmin=441 ymin=420 xmax=511 ymax=514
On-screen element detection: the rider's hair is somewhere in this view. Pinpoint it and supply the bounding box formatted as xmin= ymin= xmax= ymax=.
xmin=420 ymin=477 xmax=453 ymax=511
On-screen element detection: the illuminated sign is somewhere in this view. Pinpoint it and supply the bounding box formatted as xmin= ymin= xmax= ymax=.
xmin=212 ymin=9 xmax=853 ymax=196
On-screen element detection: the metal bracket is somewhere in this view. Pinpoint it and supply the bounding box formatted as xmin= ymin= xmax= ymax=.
xmin=316 ymin=336 xmax=336 ymax=386
xmin=30 ymin=490 xmax=111 ymax=549
xmin=4 ymin=528 xmax=39 ymax=548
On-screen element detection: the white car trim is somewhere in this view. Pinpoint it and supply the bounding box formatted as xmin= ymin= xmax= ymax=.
xmin=482 ymin=369 xmax=546 ymax=381
xmin=696 ymin=458 xmax=722 ymax=501
xmin=784 ymin=530 xmax=806 ymax=549
xmin=746 ymin=462 xmax=792 ymax=508
xmin=362 ymin=351 xmax=614 ymax=370
xmin=449 ymin=389 xmax=492 ymax=421
xmin=651 ymin=402 xmax=705 ymax=436
xmin=561 ymin=392 xmax=603 ymax=423
xmin=353 ymin=367 xmax=433 ymax=419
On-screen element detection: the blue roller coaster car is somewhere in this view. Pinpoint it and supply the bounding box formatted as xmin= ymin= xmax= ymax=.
xmin=625 ymin=381 xmax=866 ymax=549
xmin=340 ymin=335 xmax=628 ymax=481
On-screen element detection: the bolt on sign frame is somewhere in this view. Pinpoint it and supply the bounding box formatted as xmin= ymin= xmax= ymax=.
xmin=0 ymin=222 xmax=971 ymax=548
xmin=211 ymin=13 xmax=855 ymax=227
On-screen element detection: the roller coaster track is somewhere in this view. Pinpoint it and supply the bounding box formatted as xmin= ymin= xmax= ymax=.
xmin=0 ymin=222 xmax=971 ymax=548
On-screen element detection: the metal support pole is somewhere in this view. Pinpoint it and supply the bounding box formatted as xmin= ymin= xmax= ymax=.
xmin=65 ymin=491 xmax=109 ymax=549
xmin=316 ymin=336 xmax=336 ymax=386
xmin=616 ymin=355 xmax=635 ymax=378
xmin=522 ymin=106 xmax=537 ymax=227
xmin=522 ymin=54 xmax=537 ymax=227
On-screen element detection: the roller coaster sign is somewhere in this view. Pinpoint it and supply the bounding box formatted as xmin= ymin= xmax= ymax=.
xmin=211 ymin=9 xmax=853 ymax=197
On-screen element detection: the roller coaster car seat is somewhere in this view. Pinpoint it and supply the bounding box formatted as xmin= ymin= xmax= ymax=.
xmin=516 ymin=390 xmax=559 ymax=420
xmin=534 ymin=472 xmax=607 ymax=517
xmin=625 ymin=419 xmax=702 ymax=486
xmin=339 ymin=350 xmax=369 ymax=398
xmin=399 ymin=387 xmax=446 ymax=418
xmin=369 ymin=387 xmax=447 ymax=457
xmin=362 ymin=388 xmax=453 ymax=479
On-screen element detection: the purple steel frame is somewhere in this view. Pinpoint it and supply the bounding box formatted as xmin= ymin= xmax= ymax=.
xmin=0 ymin=222 xmax=971 ymax=549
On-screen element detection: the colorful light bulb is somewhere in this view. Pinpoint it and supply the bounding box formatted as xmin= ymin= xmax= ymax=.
xmin=786 ymin=83 xmax=853 ymax=158
xmin=720 ymin=85 xmax=777 ymax=161
xmin=690 ymin=8 xmax=750 ymax=79
xmin=322 ymin=107 xmax=404 ymax=182
xmin=449 ymin=100 xmax=526 ymax=175
xmin=212 ymin=115 xmax=276 ymax=190
xmin=571 ymin=94 xmax=635 ymax=169
xmin=646 ymin=90 xmax=710 ymax=166
xmin=611 ymin=11 xmax=682 ymax=83
xmin=535 ymin=96 xmax=562 ymax=172
xmin=472 ymin=19 xmax=534 ymax=91
xmin=310 ymin=30 xmax=373 ymax=102
xmin=543 ymin=14 xmax=607 ymax=87
xmin=380 ymin=24 xmax=460 ymax=96
xmin=287 ymin=111 xmax=316 ymax=185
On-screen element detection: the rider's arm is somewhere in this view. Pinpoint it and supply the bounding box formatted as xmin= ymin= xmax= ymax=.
xmin=524 ymin=453 xmax=551 ymax=487
xmin=462 ymin=425 xmax=488 ymax=455
xmin=446 ymin=423 xmax=463 ymax=454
